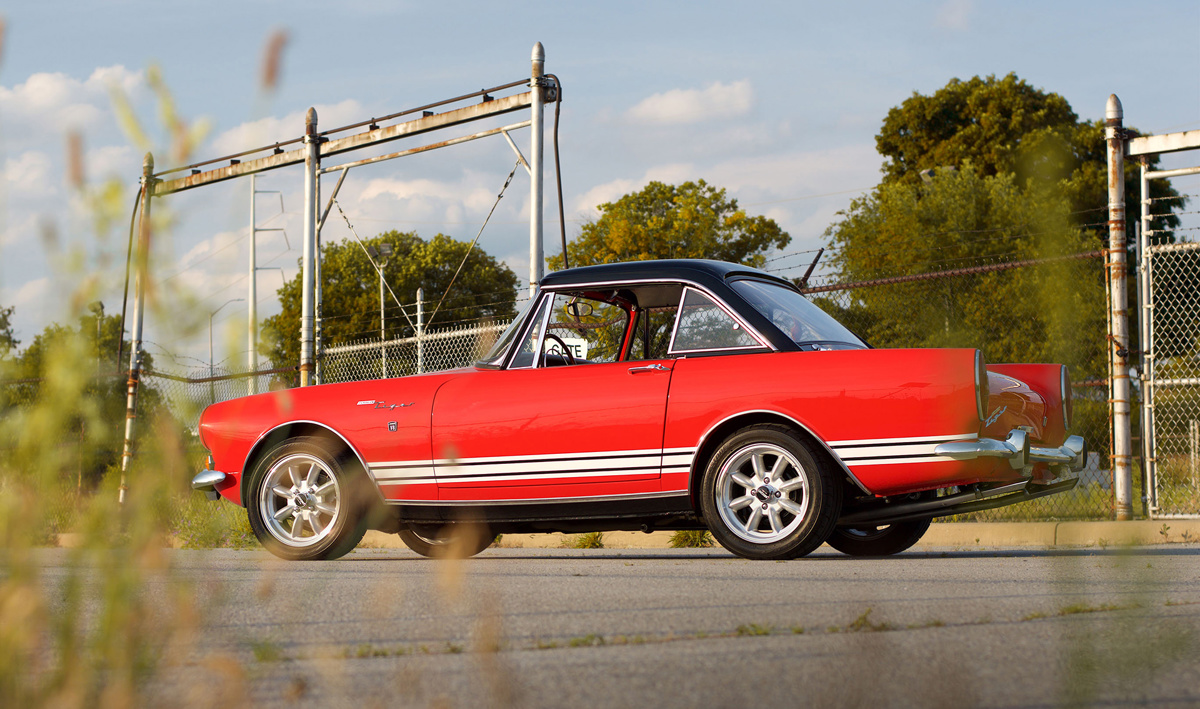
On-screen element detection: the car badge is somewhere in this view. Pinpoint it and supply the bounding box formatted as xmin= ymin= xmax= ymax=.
xmin=388 ymin=422 xmax=398 ymax=432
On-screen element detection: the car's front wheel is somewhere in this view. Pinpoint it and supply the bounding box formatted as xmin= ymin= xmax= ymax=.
xmin=700 ymin=424 xmax=841 ymax=560
xmin=246 ymin=437 xmax=368 ymax=561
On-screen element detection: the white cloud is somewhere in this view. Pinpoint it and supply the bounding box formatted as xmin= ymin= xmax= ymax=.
xmin=209 ymin=100 xmax=365 ymax=156
xmin=627 ymin=80 xmax=755 ymax=125
xmin=0 ymin=65 xmax=143 ymax=138
xmin=935 ymin=0 xmax=972 ymax=31
xmin=2 ymin=151 xmax=55 ymax=199
xmin=572 ymin=164 xmax=695 ymax=216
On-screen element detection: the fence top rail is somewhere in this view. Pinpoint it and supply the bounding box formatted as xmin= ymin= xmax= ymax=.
xmin=1146 ymin=241 xmax=1200 ymax=255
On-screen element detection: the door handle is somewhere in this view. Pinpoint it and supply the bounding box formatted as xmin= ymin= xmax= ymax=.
xmin=628 ymin=364 xmax=670 ymax=374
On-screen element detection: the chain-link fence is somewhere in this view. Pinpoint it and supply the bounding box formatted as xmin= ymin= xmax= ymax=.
xmin=320 ymin=320 xmax=510 ymax=384
xmin=1144 ymin=241 xmax=1200 ymax=518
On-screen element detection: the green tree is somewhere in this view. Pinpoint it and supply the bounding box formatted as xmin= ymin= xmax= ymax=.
xmin=549 ymin=180 xmax=790 ymax=270
xmin=876 ymin=73 xmax=1182 ymax=240
xmin=1 ymin=306 xmax=168 ymax=490
xmin=262 ymin=230 xmax=519 ymax=368
xmin=823 ymin=167 xmax=1106 ymax=379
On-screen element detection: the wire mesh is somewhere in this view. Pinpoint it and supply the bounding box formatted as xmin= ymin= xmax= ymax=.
xmin=1145 ymin=241 xmax=1200 ymax=517
xmin=321 ymin=320 xmax=510 ymax=384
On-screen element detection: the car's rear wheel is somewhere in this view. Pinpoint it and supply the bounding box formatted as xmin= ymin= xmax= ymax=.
xmin=700 ymin=424 xmax=841 ymax=560
xmin=246 ymin=437 xmax=368 ymax=561
xmin=826 ymin=519 xmax=932 ymax=556
xmin=398 ymin=524 xmax=495 ymax=558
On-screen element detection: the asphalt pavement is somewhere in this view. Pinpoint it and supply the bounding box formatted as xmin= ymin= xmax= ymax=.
xmin=33 ymin=545 xmax=1200 ymax=708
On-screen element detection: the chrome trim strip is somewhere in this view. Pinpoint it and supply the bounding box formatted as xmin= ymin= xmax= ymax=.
xmin=386 ymin=490 xmax=691 ymax=506
xmin=432 ymin=448 xmax=661 ymax=466
xmin=436 ymin=468 xmax=660 ymax=484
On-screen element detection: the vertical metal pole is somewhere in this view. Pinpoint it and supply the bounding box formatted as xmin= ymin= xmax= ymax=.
xmin=119 ymin=152 xmax=154 ymax=505
xmin=249 ymin=174 xmax=258 ymax=395
xmin=529 ymin=42 xmax=545 ymax=298
xmin=1138 ymin=161 xmax=1155 ymax=517
xmin=380 ymin=259 xmax=387 ymax=378
xmin=300 ymin=108 xmax=318 ymax=387
xmin=416 ymin=287 xmax=425 ymax=375
xmin=314 ymin=170 xmax=323 ymax=385
xmin=1106 ymin=94 xmax=1133 ymax=520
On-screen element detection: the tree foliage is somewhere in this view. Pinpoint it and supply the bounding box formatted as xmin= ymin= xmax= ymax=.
xmin=876 ymin=73 xmax=1182 ymax=239
xmin=549 ymin=180 xmax=790 ymax=270
xmin=822 ymin=168 xmax=1106 ymax=378
xmin=0 ymin=306 xmax=169 ymax=490
xmin=263 ymin=230 xmax=519 ymax=368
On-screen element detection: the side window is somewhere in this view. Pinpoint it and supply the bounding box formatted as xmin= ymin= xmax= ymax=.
xmin=671 ymin=288 xmax=760 ymax=353
xmin=544 ymin=293 xmax=628 ymax=365
xmin=626 ymin=307 xmax=676 ymax=361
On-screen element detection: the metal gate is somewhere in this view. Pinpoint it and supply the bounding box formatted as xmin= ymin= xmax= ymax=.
xmin=1142 ymin=239 xmax=1200 ymax=518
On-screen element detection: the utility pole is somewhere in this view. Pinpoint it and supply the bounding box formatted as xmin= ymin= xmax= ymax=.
xmin=300 ymin=108 xmax=318 ymax=386
xmin=1106 ymin=94 xmax=1133 ymax=520
xmin=119 ymin=153 xmax=154 ymax=505
xmin=529 ymin=42 xmax=545 ymax=298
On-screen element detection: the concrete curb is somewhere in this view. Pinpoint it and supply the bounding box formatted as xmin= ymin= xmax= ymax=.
xmin=359 ymin=520 xmax=1200 ymax=552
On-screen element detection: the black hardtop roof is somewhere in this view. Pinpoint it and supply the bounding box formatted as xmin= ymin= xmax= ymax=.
xmin=539 ymin=258 xmax=793 ymax=290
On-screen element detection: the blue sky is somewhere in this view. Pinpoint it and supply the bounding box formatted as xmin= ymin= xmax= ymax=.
xmin=1 ymin=1 xmax=1198 ymax=371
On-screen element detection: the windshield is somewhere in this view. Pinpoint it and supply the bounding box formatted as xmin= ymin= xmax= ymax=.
xmin=730 ymin=279 xmax=866 ymax=349
xmin=478 ymin=297 xmax=537 ymax=367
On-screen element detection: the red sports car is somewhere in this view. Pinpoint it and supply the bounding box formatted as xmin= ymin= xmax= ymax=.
xmin=194 ymin=259 xmax=1085 ymax=561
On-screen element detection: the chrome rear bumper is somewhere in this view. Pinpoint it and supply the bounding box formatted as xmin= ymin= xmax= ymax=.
xmin=191 ymin=468 xmax=227 ymax=501
xmin=934 ymin=431 xmax=1087 ymax=472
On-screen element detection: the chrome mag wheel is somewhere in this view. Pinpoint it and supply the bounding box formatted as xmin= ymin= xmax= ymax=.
xmin=715 ymin=442 xmax=810 ymax=544
xmin=258 ymin=452 xmax=343 ymax=549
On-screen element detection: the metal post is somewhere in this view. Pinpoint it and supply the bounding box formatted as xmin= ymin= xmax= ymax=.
xmin=1138 ymin=161 xmax=1155 ymax=517
xmin=529 ymin=42 xmax=545 ymax=298
xmin=1106 ymin=94 xmax=1134 ymax=520
xmin=249 ymin=174 xmax=258 ymax=395
xmin=416 ymin=287 xmax=425 ymax=375
xmin=118 ymin=152 xmax=154 ymax=505
xmin=314 ymin=167 xmax=323 ymax=385
xmin=379 ymin=255 xmax=387 ymax=378
xmin=300 ymin=108 xmax=318 ymax=386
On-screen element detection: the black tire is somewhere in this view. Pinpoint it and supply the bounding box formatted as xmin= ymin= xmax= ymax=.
xmin=826 ymin=519 xmax=932 ymax=556
xmin=699 ymin=424 xmax=841 ymax=560
xmin=398 ymin=524 xmax=495 ymax=559
xmin=246 ymin=437 xmax=369 ymax=561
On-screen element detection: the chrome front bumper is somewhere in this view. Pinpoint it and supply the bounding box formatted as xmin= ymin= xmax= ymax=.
xmin=191 ymin=468 xmax=227 ymax=501
xmin=934 ymin=431 xmax=1087 ymax=472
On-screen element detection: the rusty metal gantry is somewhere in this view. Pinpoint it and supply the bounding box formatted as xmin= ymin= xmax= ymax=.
xmin=118 ymin=43 xmax=556 ymax=502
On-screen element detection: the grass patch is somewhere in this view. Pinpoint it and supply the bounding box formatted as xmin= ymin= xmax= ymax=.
xmin=566 ymin=531 xmax=605 ymax=549
xmin=668 ymin=530 xmax=714 ymax=548
xmin=736 ymin=623 xmax=772 ymax=636
xmin=251 ymin=639 xmax=284 ymax=663
xmin=846 ymin=608 xmax=894 ymax=632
